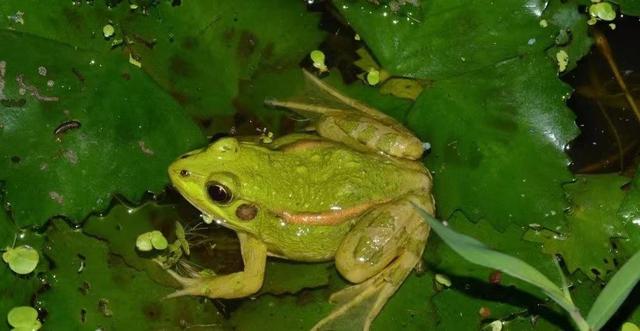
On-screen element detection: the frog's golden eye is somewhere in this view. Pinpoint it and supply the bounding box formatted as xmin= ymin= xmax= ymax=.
xmin=206 ymin=182 xmax=232 ymax=204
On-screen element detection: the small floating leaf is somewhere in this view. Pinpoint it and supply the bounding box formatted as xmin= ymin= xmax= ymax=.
xmin=150 ymin=231 xmax=168 ymax=250
xmin=7 ymin=306 xmax=40 ymax=330
xmin=136 ymin=231 xmax=168 ymax=252
xmin=2 ymin=246 xmax=39 ymax=275
xmin=366 ymin=69 xmax=380 ymax=85
xmin=589 ymin=2 xmax=617 ymax=21
xmin=310 ymin=50 xmax=327 ymax=72
xmin=102 ymin=24 xmax=114 ymax=38
xmin=556 ymin=49 xmax=569 ymax=72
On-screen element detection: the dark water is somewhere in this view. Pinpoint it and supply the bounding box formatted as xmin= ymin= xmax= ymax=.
xmin=565 ymin=15 xmax=640 ymax=175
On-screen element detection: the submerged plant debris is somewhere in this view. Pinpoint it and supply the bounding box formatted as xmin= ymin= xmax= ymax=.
xmin=0 ymin=0 xmax=639 ymax=330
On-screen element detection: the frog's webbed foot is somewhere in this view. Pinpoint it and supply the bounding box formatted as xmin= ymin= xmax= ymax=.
xmin=164 ymin=269 xmax=209 ymax=298
xmin=165 ymin=233 xmax=268 ymax=300
xmin=312 ymin=246 xmax=426 ymax=331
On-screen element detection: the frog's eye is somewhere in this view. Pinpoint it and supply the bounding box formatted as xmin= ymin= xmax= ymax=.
xmin=206 ymin=182 xmax=232 ymax=204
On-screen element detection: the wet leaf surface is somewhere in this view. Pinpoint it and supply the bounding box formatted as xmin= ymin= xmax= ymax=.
xmin=526 ymin=174 xmax=636 ymax=279
xmin=410 ymin=55 xmax=577 ymax=229
xmin=0 ymin=30 xmax=205 ymax=227
xmin=613 ymin=0 xmax=640 ymax=15
xmin=38 ymin=219 xmax=224 ymax=330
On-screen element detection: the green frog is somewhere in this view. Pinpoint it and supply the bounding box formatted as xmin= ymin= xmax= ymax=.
xmin=167 ymin=71 xmax=435 ymax=330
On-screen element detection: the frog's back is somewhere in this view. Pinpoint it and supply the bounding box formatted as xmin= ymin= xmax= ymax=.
xmin=238 ymin=138 xmax=431 ymax=215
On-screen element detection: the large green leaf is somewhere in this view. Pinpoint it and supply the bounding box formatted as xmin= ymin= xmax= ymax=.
xmin=527 ymin=174 xmax=631 ymax=279
xmin=0 ymin=30 xmax=205 ymax=227
xmin=0 ymin=1 xmax=324 ymax=120
xmin=38 ymin=219 xmax=224 ymax=330
xmin=410 ymin=55 xmax=577 ymax=228
xmin=334 ymin=0 xmax=556 ymax=79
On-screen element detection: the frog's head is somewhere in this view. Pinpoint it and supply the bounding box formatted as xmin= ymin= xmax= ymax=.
xmin=168 ymin=137 xmax=262 ymax=235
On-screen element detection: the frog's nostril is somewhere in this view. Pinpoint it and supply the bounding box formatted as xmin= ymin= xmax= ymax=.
xmin=179 ymin=169 xmax=190 ymax=177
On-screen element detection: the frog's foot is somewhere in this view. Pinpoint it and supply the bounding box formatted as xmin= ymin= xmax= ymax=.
xmin=165 ymin=233 xmax=268 ymax=300
xmin=165 ymin=270 xmax=204 ymax=298
xmin=311 ymin=246 xmax=425 ymax=331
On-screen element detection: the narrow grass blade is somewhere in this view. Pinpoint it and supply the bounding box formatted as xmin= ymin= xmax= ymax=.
xmin=415 ymin=207 xmax=574 ymax=312
xmin=587 ymin=249 xmax=640 ymax=330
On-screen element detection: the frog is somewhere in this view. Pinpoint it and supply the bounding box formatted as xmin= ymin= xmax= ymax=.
xmin=167 ymin=70 xmax=435 ymax=331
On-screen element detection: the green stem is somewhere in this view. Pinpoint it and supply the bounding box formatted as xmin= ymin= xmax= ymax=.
xmin=569 ymin=308 xmax=591 ymax=331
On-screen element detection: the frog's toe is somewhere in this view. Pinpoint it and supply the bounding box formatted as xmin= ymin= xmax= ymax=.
xmin=165 ymin=287 xmax=198 ymax=299
xmin=166 ymin=269 xmax=201 ymax=287
xmin=165 ymin=274 xmax=212 ymax=299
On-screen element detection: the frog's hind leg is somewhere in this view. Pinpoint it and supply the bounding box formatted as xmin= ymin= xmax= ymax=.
xmin=265 ymin=70 xmax=425 ymax=160
xmin=312 ymin=195 xmax=433 ymax=331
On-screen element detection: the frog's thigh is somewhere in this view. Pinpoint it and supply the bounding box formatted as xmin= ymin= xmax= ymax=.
xmin=335 ymin=195 xmax=432 ymax=283
xmin=316 ymin=115 xmax=424 ymax=160
xmin=168 ymin=232 xmax=267 ymax=299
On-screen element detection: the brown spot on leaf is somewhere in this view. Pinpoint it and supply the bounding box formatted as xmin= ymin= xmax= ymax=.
xmin=261 ymin=42 xmax=274 ymax=61
xmin=143 ymin=302 xmax=162 ymax=320
xmin=169 ymin=90 xmax=189 ymax=106
xmin=72 ymin=67 xmax=85 ymax=83
xmin=181 ymin=36 xmax=198 ymax=50
xmin=237 ymin=31 xmax=257 ymax=59
xmin=169 ymin=55 xmax=192 ymax=77
xmin=222 ymin=28 xmax=235 ymax=45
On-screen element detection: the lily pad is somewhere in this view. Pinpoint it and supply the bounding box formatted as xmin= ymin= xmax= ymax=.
xmin=0 ymin=30 xmax=205 ymax=227
xmin=409 ymin=55 xmax=577 ymax=229
xmin=0 ymin=1 xmax=324 ymax=119
xmin=260 ymin=260 xmax=332 ymax=295
xmin=334 ymin=0 xmax=557 ymax=79
xmin=526 ymin=174 xmax=630 ymax=279
xmin=37 ymin=219 xmax=224 ymax=330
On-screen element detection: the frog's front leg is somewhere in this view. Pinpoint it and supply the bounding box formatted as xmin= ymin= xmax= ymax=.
xmin=167 ymin=232 xmax=267 ymax=299
xmin=312 ymin=194 xmax=433 ymax=331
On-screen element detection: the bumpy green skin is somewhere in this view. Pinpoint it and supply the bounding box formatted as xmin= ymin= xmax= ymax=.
xmin=169 ymin=134 xmax=430 ymax=261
